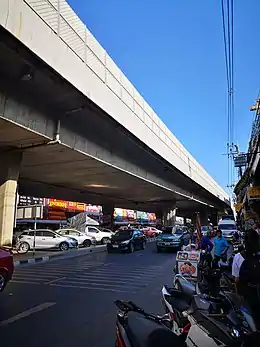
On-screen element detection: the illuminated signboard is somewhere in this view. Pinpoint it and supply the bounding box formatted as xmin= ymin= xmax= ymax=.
xmin=48 ymin=199 xmax=67 ymax=209
xmin=46 ymin=199 xmax=102 ymax=214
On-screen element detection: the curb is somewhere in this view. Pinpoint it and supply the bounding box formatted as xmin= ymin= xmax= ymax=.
xmin=13 ymin=245 xmax=107 ymax=267
xmin=13 ymin=238 xmax=156 ymax=267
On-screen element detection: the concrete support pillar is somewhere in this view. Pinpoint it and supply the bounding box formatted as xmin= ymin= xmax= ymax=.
xmin=162 ymin=204 xmax=177 ymax=226
xmin=0 ymin=152 xmax=22 ymax=246
xmin=102 ymin=203 xmax=115 ymax=228
xmin=200 ymin=210 xmax=209 ymax=225
xmin=209 ymin=211 xmax=218 ymax=226
xmin=156 ymin=211 xmax=163 ymax=224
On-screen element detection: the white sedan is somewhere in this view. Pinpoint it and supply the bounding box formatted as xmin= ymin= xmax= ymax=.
xmin=56 ymin=229 xmax=96 ymax=247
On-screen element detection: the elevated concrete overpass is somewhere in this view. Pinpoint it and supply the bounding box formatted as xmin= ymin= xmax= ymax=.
xmin=0 ymin=0 xmax=230 ymax=244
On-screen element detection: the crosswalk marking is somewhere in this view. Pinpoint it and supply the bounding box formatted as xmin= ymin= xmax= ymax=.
xmin=11 ymin=259 xmax=166 ymax=293
xmin=51 ymin=283 xmax=134 ymax=293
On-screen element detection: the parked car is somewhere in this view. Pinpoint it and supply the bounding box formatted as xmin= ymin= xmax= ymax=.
xmin=84 ymin=226 xmax=112 ymax=244
xmin=56 ymin=229 xmax=96 ymax=247
xmin=0 ymin=247 xmax=13 ymax=292
xmin=156 ymin=225 xmax=190 ymax=252
xmin=17 ymin=229 xmax=78 ymax=253
xmin=107 ymin=229 xmax=146 ymax=253
xmin=142 ymin=227 xmax=162 ymax=238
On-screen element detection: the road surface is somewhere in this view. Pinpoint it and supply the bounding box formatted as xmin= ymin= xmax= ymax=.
xmin=0 ymin=242 xmax=176 ymax=347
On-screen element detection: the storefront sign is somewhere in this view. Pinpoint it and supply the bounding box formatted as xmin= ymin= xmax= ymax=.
xmin=67 ymin=201 xmax=77 ymax=210
xmin=148 ymin=213 xmax=156 ymax=222
xmin=85 ymin=205 xmax=101 ymax=214
xmin=48 ymin=199 xmax=67 ymax=209
xmin=18 ymin=196 xmax=44 ymax=206
xmin=234 ymin=203 xmax=243 ymax=212
xmin=247 ymin=187 xmax=260 ymax=200
xmin=76 ymin=203 xmax=85 ymax=211
xmin=127 ymin=210 xmax=136 ymax=220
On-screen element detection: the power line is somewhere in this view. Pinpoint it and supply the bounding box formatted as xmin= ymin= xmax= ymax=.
xmin=221 ymin=0 xmax=235 ymax=190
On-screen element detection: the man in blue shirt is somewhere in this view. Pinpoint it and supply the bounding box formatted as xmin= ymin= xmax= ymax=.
xmin=214 ymin=229 xmax=229 ymax=261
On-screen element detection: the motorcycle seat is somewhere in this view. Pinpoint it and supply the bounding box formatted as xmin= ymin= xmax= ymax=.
xmin=127 ymin=311 xmax=184 ymax=347
xmin=164 ymin=285 xmax=188 ymax=299
xmin=165 ymin=296 xmax=190 ymax=312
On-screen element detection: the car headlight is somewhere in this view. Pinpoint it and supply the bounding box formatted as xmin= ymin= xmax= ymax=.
xmin=121 ymin=240 xmax=130 ymax=245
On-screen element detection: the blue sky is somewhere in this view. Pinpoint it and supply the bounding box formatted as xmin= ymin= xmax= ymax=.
xmin=68 ymin=0 xmax=260 ymax=191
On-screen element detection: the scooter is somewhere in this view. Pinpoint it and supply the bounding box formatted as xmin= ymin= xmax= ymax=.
xmin=162 ymin=284 xmax=257 ymax=344
xmin=114 ymin=300 xmax=184 ymax=347
xmin=174 ymin=254 xmax=235 ymax=298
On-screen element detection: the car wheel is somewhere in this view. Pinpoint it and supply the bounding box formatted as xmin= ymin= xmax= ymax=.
xmin=17 ymin=241 xmax=30 ymax=254
xmin=59 ymin=242 xmax=69 ymax=251
xmin=83 ymin=239 xmax=91 ymax=248
xmin=141 ymin=241 xmax=146 ymax=250
xmin=157 ymin=246 xmax=162 ymax=253
xmin=101 ymin=237 xmax=110 ymax=245
xmin=0 ymin=271 xmax=7 ymax=292
xmin=129 ymin=242 xmax=135 ymax=253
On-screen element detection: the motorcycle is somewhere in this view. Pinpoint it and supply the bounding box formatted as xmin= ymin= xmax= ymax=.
xmin=174 ymin=252 xmax=235 ymax=298
xmin=114 ymin=300 xmax=184 ymax=347
xmin=162 ymin=284 xmax=257 ymax=345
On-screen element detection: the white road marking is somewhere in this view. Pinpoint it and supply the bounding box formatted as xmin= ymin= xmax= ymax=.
xmin=11 ymin=277 xmax=45 ymax=282
xmin=44 ymin=277 xmax=67 ymax=285
xmin=57 ymin=279 xmax=145 ymax=289
xmin=10 ymin=280 xmax=40 ymax=285
xmin=0 ymin=302 xmax=56 ymax=327
xmin=70 ymin=277 xmax=147 ymax=287
xmin=51 ymin=283 xmax=135 ymax=293
xmin=13 ymin=273 xmax=58 ymax=279
xmin=74 ymin=273 xmax=150 ymax=281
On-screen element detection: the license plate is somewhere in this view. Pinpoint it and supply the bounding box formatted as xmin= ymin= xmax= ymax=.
xmin=163 ymin=242 xmax=170 ymax=245
xmin=113 ymin=245 xmax=119 ymax=248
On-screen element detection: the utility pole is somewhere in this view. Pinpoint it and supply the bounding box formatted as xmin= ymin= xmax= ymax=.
xmin=250 ymin=98 xmax=260 ymax=114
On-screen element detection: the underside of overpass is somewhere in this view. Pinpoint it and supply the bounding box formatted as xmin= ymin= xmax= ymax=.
xmin=0 ymin=118 xmax=212 ymax=214
xmin=0 ymin=26 xmax=230 ymax=218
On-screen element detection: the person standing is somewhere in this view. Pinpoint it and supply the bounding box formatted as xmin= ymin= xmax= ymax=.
xmin=214 ymin=229 xmax=229 ymax=262
xmin=236 ymin=229 xmax=260 ymax=328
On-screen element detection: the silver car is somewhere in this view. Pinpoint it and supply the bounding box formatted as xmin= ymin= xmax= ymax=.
xmin=17 ymin=229 xmax=78 ymax=253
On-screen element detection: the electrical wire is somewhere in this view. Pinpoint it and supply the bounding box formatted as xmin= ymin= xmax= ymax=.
xmin=221 ymin=0 xmax=235 ymax=190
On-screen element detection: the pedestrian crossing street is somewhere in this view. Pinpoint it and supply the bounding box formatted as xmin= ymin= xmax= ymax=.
xmin=11 ymin=259 xmax=166 ymax=293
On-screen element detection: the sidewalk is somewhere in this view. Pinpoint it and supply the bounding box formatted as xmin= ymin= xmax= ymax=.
xmin=13 ymin=245 xmax=106 ymax=267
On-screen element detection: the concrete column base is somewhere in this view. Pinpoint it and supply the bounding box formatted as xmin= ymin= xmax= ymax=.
xmin=0 ymin=152 xmax=22 ymax=246
xmin=0 ymin=180 xmax=17 ymax=245
xmin=102 ymin=204 xmax=115 ymax=228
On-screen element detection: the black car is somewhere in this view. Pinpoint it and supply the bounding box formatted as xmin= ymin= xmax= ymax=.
xmin=107 ymin=229 xmax=146 ymax=253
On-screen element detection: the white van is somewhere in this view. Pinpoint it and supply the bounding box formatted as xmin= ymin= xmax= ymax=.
xmin=217 ymin=219 xmax=237 ymax=241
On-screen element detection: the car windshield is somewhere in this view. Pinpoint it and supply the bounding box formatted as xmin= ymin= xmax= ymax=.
xmin=114 ymin=229 xmax=133 ymax=237
xmin=162 ymin=227 xmax=173 ymax=234
xmin=219 ymin=224 xmax=236 ymax=230
xmin=173 ymin=227 xmax=184 ymax=235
